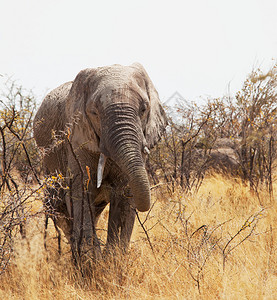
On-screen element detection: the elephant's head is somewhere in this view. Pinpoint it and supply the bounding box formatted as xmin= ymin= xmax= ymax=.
xmin=66 ymin=63 xmax=167 ymax=212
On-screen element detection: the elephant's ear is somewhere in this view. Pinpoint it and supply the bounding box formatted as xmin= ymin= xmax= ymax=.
xmin=66 ymin=68 xmax=97 ymax=117
xmin=132 ymin=63 xmax=168 ymax=149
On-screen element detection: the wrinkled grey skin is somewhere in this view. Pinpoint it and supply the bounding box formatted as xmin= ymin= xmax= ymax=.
xmin=33 ymin=63 xmax=167 ymax=257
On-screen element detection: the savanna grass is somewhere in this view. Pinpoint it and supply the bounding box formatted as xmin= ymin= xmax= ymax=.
xmin=1 ymin=174 xmax=277 ymax=299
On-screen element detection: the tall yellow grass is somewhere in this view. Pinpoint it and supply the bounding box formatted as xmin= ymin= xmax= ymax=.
xmin=1 ymin=174 xmax=277 ymax=299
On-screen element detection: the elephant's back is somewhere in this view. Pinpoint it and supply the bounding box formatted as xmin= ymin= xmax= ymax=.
xmin=33 ymin=82 xmax=73 ymax=148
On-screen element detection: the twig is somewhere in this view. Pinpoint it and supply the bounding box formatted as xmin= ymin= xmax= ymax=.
xmin=135 ymin=210 xmax=157 ymax=261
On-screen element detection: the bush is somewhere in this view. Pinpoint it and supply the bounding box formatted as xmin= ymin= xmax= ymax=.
xmin=0 ymin=78 xmax=42 ymax=275
xmin=148 ymin=63 xmax=277 ymax=197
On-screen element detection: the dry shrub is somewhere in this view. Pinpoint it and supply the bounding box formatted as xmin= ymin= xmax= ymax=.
xmin=1 ymin=174 xmax=277 ymax=299
xmin=0 ymin=79 xmax=42 ymax=276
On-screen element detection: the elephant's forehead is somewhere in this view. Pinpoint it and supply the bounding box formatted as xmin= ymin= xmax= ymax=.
xmin=98 ymin=85 xmax=140 ymax=107
xmin=91 ymin=65 xmax=146 ymax=107
xmin=98 ymin=78 xmax=130 ymax=91
xmin=96 ymin=80 xmax=142 ymax=104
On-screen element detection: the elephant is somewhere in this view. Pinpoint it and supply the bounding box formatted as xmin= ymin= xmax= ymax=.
xmin=33 ymin=63 xmax=167 ymax=260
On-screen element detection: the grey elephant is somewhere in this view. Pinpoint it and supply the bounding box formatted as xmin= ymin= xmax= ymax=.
xmin=33 ymin=63 xmax=167 ymax=259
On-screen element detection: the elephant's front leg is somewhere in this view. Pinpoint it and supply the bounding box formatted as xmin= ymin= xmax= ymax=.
xmin=106 ymin=188 xmax=136 ymax=252
xmin=67 ymin=169 xmax=101 ymax=262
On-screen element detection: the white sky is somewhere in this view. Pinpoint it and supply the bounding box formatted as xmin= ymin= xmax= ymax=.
xmin=1 ymin=0 xmax=277 ymax=104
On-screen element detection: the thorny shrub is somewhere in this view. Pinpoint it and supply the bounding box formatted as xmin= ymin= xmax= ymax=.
xmin=148 ymin=63 xmax=277 ymax=197
xmin=0 ymin=78 xmax=42 ymax=274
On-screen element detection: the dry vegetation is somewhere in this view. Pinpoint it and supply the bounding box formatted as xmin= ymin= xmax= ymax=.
xmin=1 ymin=64 xmax=277 ymax=299
xmin=1 ymin=175 xmax=277 ymax=299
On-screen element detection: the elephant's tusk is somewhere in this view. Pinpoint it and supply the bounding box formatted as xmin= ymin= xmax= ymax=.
xmin=97 ymin=153 xmax=106 ymax=188
xmin=144 ymin=146 xmax=150 ymax=155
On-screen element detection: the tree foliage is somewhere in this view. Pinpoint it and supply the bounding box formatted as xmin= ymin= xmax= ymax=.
xmin=0 ymin=78 xmax=41 ymax=275
xmin=148 ymin=63 xmax=277 ymax=196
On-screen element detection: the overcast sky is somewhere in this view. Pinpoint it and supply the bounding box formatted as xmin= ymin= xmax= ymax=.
xmin=1 ymin=0 xmax=277 ymax=104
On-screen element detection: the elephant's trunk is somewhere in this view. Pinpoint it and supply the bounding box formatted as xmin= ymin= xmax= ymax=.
xmin=102 ymin=103 xmax=150 ymax=212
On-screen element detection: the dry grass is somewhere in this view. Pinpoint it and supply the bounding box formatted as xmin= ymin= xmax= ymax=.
xmin=1 ymin=174 xmax=277 ymax=299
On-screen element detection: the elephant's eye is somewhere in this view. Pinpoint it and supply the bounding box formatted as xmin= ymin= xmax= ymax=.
xmin=140 ymin=102 xmax=149 ymax=117
xmin=89 ymin=108 xmax=98 ymax=116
